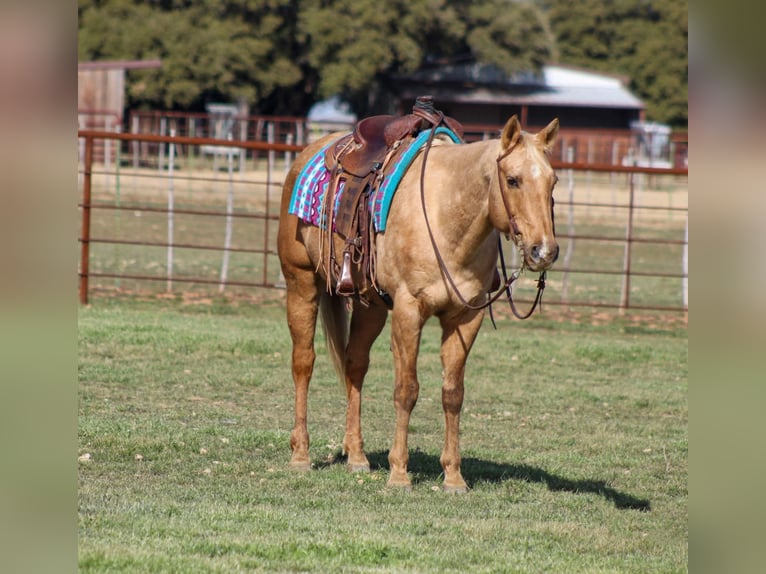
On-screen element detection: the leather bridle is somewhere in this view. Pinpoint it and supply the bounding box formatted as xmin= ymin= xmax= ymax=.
xmin=418 ymin=118 xmax=548 ymax=320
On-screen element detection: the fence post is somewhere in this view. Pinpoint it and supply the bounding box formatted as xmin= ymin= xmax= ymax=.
xmin=114 ymin=125 xmax=123 ymax=289
xmin=265 ymin=123 xmax=275 ymax=285
xmin=620 ymin=168 xmax=636 ymax=310
xmin=167 ymin=129 xmax=175 ymax=292
xmin=78 ymin=115 xmax=85 ymax=177
xmin=682 ymin=216 xmax=688 ymax=308
xmin=285 ymin=133 xmax=293 ymax=174
xmin=561 ymin=147 xmax=576 ymax=303
xmin=79 ymin=136 xmax=94 ymax=305
xmin=611 ymin=141 xmax=620 ymax=213
xmin=159 ymin=116 xmax=166 ymax=171
xmin=104 ymin=115 xmax=112 ymax=178
xmin=239 ymin=116 xmax=247 ymax=172
xmin=189 ymin=117 xmax=197 ymax=173
xmin=219 ymin=135 xmax=235 ymax=293
xmin=131 ymin=114 xmax=140 ymax=168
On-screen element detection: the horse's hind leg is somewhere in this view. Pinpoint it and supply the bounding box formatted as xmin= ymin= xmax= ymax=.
xmin=284 ymin=269 xmax=322 ymax=470
xmin=438 ymin=309 xmax=485 ymax=493
xmin=343 ymin=302 xmax=388 ymax=472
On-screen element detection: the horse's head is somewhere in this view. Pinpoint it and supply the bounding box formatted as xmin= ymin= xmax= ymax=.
xmin=491 ymin=115 xmax=560 ymax=272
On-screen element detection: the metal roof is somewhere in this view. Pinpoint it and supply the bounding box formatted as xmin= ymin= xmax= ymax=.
xmin=540 ymin=66 xmax=644 ymax=109
xmin=398 ymin=64 xmax=645 ymax=110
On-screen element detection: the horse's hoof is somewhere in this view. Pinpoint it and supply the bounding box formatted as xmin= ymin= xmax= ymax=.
xmin=288 ymin=460 xmax=312 ymax=471
xmin=442 ymin=483 xmax=469 ymax=494
xmin=386 ymin=475 xmax=413 ymax=491
xmin=347 ymin=462 xmax=371 ymax=473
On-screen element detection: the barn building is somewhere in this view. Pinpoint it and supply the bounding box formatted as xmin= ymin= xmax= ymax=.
xmin=391 ymin=63 xmax=646 ymax=131
xmin=78 ymin=59 xmax=162 ymax=131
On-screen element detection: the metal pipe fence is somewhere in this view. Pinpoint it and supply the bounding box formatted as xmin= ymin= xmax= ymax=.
xmin=78 ymin=130 xmax=688 ymax=313
xmin=120 ymin=110 xmax=688 ymax=168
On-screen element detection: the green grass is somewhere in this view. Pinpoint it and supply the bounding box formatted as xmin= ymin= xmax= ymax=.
xmin=78 ymin=296 xmax=686 ymax=572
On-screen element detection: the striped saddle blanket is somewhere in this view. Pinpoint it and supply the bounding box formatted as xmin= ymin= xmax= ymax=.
xmin=288 ymin=126 xmax=462 ymax=233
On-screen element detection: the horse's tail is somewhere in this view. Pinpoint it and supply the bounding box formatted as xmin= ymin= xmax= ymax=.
xmin=319 ymin=292 xmax=348 ymax=386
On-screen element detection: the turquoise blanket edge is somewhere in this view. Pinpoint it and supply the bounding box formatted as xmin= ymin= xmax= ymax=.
xmin=288 ymin=126 xmax=463 ymax=232
xmin=375 ymin=126 xmax=462 ymax=231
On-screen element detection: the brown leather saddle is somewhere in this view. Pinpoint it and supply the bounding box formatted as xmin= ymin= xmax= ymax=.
xmin=319 ymin=96 xmax=464 ymax=302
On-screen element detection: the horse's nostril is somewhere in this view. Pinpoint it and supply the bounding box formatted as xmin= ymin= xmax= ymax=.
xmin=530 ymin=243 xmax=558 ymax=263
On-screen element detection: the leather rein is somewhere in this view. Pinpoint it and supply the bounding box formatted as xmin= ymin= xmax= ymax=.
xmin=418 ymin=115 xmax=547 ymax=320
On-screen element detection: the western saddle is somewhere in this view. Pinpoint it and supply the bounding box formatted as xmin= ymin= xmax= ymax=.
xmin=319 ymin=96 xmax=464 ymax=304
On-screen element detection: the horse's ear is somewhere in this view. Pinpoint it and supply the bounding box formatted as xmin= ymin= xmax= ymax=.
xmin=538 ymin=118 xmax=559 ymax=153
xmin=501 ymin=115 xmax=522 ymax=151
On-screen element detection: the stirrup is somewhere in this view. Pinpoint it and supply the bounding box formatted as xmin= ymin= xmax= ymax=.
xmin=336 ymin=251 xmax=355 ymax=296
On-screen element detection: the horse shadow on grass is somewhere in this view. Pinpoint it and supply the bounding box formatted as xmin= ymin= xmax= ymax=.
xmin=319 ymin=449 xmax=650 ymax=511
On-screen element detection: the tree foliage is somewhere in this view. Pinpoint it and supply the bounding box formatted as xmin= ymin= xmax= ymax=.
xmin=78 ymin=0 xmax=687 ymax=125
xmin=542 ymin=0 xmax=687 ymax=126
xmin=79 ymin=0 xmax=305 ymax=111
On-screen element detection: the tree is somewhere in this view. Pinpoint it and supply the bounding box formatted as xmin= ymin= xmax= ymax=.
xmin=460 ymin=0 xmax=554 ymax=75
xmin=79 ymin=0 xmax=305 ymax=112
xmin=299 ymin=0 xmax=553 ymax=109
xmin=542 ymin=0 xmax=687 ymax=126
xmin=78 ymin=1 xmax=687 ymax=124
xmin=78 ymin=0 xmax=556 ymax=115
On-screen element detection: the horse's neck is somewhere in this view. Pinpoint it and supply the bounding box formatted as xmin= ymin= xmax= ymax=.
xmin=426 ymin=139 xmax=500 ymax=260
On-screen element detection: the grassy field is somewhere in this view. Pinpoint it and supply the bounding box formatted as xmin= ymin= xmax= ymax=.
xmin=78 ymin=295 xmax=687 ymax=572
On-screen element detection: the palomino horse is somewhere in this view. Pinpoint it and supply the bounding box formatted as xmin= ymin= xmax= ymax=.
xmin=277 ymin=115 xmax=559 ymax=492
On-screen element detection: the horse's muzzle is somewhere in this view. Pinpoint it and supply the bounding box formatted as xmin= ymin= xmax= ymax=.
xmin=526 ymin=241 xmax=559 ymax=271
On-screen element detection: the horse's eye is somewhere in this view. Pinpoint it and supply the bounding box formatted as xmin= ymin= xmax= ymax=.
xmin=506 ymin=175 xmax=519 ymax=188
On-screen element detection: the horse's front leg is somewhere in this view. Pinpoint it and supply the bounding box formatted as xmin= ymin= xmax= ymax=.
xmin=343 ymin=302 xmax=388 ymax=472
xmin=439 ymin=309 xmax=485 ymax=492
xmin=387 ymin=297 xmax=425 ymax=489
